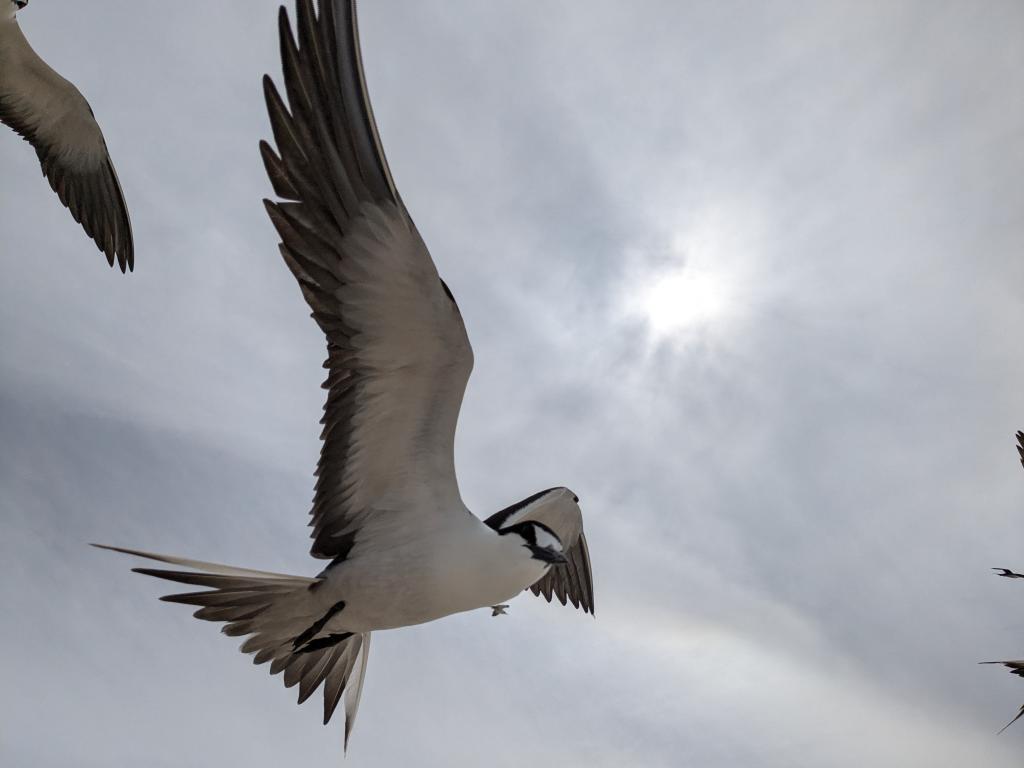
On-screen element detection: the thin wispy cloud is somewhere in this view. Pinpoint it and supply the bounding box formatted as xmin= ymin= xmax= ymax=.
xmin=2 ymin=1 xmax=1023 ymax=765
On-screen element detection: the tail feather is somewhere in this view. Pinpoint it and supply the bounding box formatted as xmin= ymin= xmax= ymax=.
xmin=92 ymin=544 xmax=301 ymax=579
xmin=159 ymin=589 xmax=282 ymax=608
xmin=297 ymin=646 xmax=336 ymax=704
xmin=94 ymin=543 xmax=372 ymax=746
xmin=343 ymin=633 xmax=371 ymax=748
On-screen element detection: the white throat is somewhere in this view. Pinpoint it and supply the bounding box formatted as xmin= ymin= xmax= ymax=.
xmin=434 ymin=526 xmax=552 ymax=614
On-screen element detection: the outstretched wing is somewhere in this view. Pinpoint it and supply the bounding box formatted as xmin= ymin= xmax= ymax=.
xmin=1016 ymin=431 xmax=1024 ymax=469
xmin=0 ymin=18 xmax=133 ymax=271
xmin=262 ymin=0 xmax=473 ymax=561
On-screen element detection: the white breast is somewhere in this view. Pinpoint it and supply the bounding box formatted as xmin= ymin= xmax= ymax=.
xmin=324 ymin=516 xmax=550 ymax=632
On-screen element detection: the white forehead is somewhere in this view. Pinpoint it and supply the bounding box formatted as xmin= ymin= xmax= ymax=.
xmin=504 ymin=487 xmax=576 ymax=525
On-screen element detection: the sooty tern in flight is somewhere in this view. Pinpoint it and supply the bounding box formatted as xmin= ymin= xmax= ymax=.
xmin=982 ymin=432 xmax=1024 ymax=733
xmin=96 ymin=0 xmax=593 ymax=750
xmin=0 ymin=0 xmax=133 ymax=271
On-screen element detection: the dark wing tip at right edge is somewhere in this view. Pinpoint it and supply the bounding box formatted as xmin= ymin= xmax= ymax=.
xmin=981 ymin=662 xmax=1024 ymax=732
xmin=998 ymin=705 xmax=1024 ymax=735
xmin=988 ymin=436 xmax=1024 ymax=734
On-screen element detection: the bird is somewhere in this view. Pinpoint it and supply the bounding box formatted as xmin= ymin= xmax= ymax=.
xmin=993 ymin=568 xmax=1024 ymax=579
xmin=95 ymin=0 xmax=594 ymax=750
xmin=0 ymin=0 xmax=133 ymax=271
xmin=981 ymin=661 xmax=1024 ymax=733
xmin=982 ymin=432 xmax=1024 ymax=733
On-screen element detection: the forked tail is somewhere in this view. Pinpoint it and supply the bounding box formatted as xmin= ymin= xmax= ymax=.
xmin=93 ymin=544 xmax=371 ymax=749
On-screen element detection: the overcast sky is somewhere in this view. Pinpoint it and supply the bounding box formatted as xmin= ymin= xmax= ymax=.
xmin=2 ymin=1 xmax=1024 ymax=765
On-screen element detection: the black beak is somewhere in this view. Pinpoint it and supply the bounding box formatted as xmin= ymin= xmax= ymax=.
xmin=15 ymin=1 xmax=28 ymax=9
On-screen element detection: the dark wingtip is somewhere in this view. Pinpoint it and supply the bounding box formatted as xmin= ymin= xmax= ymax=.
xmin=997 ymin=705 xmax=1024 ymax=735
xmin=278 ymin=3 xmax=294 ymax=44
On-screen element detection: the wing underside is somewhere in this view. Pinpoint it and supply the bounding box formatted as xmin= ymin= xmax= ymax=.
xmin=0 ymin=22 xmax=133 ymax=270
xmin=262 ymin=0 xmax=474 ymax=562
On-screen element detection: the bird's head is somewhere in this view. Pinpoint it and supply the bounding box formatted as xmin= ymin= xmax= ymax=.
xmin=502 ymin=520 xmax=567 ymax=565
xmin=488 ymin=486 xmax=582 ymax=565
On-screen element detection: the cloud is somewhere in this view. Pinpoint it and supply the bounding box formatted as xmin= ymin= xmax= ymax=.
xmin=2 ymin=0 xmax=1024 ymax=765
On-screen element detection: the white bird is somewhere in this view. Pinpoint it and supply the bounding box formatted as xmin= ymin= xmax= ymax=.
xmin=0 ymin=0 xmax=133 ymax=271
xmin=95 ymin=0 xmax=594 ymax=750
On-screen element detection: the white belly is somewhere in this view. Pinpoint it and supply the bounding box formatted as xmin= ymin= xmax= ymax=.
xmin=320 ymin=519 xmax=550 ymax=632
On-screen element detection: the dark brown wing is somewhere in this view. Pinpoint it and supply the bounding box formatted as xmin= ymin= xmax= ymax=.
xmin=0 ymin=19 xmax=133 ymax=271
xmin=262 ymin=0 xmax=473 ymax=562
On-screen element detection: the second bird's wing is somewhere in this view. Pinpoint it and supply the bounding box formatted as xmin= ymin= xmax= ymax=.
xmin=0 ymin=17 xmax=133 ymax=271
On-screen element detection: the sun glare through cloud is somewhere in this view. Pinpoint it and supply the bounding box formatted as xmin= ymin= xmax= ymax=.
xmin=643 ymin=265 xmax=732 ymax=336
xmin=624 ymin=203 xmax=764 ymax=348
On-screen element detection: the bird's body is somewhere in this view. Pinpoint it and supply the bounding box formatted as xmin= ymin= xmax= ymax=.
xmin=312 ymin=511 xmax=554 ymax=633
xmin=0 ymin=0 xmax=133 ymax=270
xmin=97 ymin=0 xmax=593 ymax=749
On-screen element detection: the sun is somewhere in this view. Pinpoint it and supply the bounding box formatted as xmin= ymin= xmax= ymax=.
xmin=643 ymin=266 xmax=732 ymax=336
xmin=622 ymin=203 xmax=763 ymax=345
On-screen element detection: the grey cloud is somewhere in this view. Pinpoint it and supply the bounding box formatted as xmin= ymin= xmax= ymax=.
xmin=2 ymin=0 xmax=1024 ymax=765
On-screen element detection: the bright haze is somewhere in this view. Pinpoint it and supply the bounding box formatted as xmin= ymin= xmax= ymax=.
xmin=1 ymin=2 xmax=1023 ymax=766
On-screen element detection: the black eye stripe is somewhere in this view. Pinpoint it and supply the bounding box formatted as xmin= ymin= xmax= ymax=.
xmin=498 ymin=521 xmax=535 ymax=543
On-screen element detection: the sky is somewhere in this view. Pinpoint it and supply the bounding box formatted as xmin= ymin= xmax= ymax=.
xmin=2 ymin=1 xmax=1024 ymax=765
